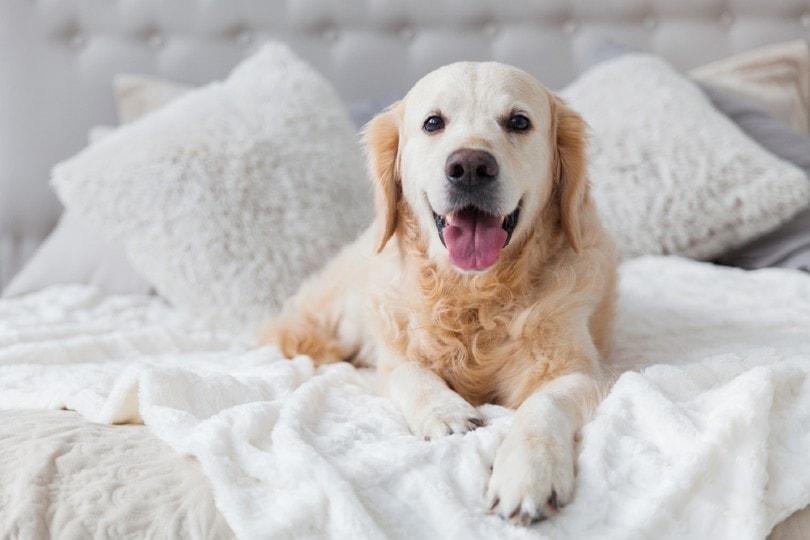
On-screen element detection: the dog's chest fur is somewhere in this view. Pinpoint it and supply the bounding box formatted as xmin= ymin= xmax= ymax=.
xmin=376 ymin=262 xmax=562 ymax=409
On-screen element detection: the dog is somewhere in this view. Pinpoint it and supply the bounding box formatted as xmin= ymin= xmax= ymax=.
xmin=260 ymin=61 xmax=617 ymax=525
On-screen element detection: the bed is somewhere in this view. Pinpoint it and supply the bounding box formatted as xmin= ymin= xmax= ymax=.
xmin=1 ymin=1 xmax=810 ymax=538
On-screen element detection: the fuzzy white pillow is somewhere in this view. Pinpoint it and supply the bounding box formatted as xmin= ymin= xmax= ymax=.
xmin=562 ymin=54 xmax=810 ymax=260
xmin=52 ymin=44 xmax=371 ymax=328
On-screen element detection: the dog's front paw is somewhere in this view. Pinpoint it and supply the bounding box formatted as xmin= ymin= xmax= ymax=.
xmin=406 ymin=393 xmax=485 ymax=440
xmin=486 ymin=430 xmax=574 ymax=525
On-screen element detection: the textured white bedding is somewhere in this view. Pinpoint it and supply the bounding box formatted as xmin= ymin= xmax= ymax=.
xmin=1 ymin=256 xmax=809 ymax=539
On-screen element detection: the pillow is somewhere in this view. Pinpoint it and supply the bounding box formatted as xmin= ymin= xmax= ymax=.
xmin=1 ymin=210 xmax=153 ymax=297
xmin=718 ymin=210 xmax=810 ymax=272
xmin=580 ymin=38 xmax=810 ymax=272
xmin=699 ymin=84 xmax=810 ymax=271
xmin=690 ymin=40 xmax=810 ymax=135
xmin=113 ymin=74 xmax=192 ymax=124
xmin=2 ymin=75 xmax=196 ymax=298
xmin=1 ymin=128 xmax=153 ymax=298
xmin=52 ymin=43 xmax=372 ymax=328
xmin=4 ymin=70 xmax=383 ymax=301
xmin=560 ymin=54 xmax=810 ymax=260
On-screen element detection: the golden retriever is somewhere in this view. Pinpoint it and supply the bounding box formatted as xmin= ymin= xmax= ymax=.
xmin=260 ymin=61 xmax=617 ymax=525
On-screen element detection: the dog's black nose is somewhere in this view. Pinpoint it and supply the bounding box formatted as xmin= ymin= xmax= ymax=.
xmin=445 ymin=149 xmax=498 ymax=188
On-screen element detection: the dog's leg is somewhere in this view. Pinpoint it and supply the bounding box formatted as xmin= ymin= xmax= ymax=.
xmin=383 ymin=359 xmax=485 ymax=440
xmin=259 ymin=236 xmax=372 ymax=366
xmin=486 ymin=371 xmax=604 ymax=525
xmin=259 ymin=307 xmax=354 ymax=366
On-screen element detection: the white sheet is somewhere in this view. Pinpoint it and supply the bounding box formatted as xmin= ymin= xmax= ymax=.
xmin=1 ymin=256 xmax=809 ymax=539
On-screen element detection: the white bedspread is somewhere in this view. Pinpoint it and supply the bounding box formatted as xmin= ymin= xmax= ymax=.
xmin=1 ymin=256 xmax=809 ymax=540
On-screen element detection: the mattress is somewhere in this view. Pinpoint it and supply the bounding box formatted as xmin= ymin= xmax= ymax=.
xmin=0 ymin=410 xmax=233 ymax=539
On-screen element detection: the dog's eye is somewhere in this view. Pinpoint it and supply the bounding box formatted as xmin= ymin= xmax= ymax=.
xmin=423 ymin=115 xmax=445 ymax=133
xmin=507 ymin=114 xmax=531 ymax=132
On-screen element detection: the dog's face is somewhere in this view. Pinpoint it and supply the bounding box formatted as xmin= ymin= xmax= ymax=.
xmin=365 ymin=62 xmax=587 ymax=273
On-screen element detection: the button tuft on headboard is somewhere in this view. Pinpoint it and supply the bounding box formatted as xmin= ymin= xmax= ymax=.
xmin=236 ymin=30 xmax=253 ymax=46
xmin=68 ymin=31 xmax=86 ymax=49
xmin=562 ymin=20 xmax=578 ymax=34
xmin=322 ymin=27 xmax=339 ymax=42
xmin=147 ymin=32 xmax=165 ymax=49
xmin=399 ymin=26 xmax=416 ymax=42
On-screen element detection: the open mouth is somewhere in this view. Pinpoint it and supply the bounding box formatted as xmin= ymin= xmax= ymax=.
xmin=432 ymin=204 xmax=521 ymax=271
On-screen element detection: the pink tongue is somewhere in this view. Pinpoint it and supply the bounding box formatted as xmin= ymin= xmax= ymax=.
xmin=444 ymin=208 xmax=507 ymax=270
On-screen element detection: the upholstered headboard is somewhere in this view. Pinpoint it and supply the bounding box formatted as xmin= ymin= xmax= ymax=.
xmin=2 ymin=0 xmax=810 ymax=286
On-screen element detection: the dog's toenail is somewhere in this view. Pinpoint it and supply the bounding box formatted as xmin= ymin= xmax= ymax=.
xmin=548 ymin=489 xmax=559 ymax=511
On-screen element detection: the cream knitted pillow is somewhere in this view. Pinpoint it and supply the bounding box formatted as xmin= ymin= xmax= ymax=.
xmin=52 ymin=44 xmax=371 ymax=328
xmin=562 ymin=54 xmax=810 ymax=260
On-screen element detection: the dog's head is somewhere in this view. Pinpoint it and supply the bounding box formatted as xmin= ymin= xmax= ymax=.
xmin=364 ymin=62 xmax=588 ymax=273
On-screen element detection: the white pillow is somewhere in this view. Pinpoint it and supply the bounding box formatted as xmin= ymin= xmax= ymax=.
xmin=52 ymin=43 xmax=371 ymax=328
xmin=1 ymin=210 xmax=152 ymax=298
xmin=2 ymin=127 xmax=153 ymax=298
xmin=561 ymin=54 xmax=810 ymax=260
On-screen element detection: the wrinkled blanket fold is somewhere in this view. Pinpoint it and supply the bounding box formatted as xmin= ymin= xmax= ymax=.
xmin=1 ymin=256 xmax=809 ymax=539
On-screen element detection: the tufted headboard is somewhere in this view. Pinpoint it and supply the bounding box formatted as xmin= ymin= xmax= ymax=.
xmin=2 ymin=0 xmax=810 ymax=286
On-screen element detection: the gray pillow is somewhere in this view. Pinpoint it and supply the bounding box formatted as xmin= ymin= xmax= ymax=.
xmin=582 ymin=38 xmax=810 ymax=272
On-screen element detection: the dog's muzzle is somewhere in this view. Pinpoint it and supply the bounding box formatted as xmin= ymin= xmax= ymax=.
xmin=430 ymin=149 xmax=521 ymax=271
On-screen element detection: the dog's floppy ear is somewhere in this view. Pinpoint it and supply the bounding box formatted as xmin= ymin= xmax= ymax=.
xmin=551 ymin=95 xmax=589 ymax=253
xmin=363 ymin=101 xmax=403 ymax=253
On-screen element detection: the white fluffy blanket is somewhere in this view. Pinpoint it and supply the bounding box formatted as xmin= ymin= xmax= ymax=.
xmin=1 ymin=257 xmax=809 ymax=539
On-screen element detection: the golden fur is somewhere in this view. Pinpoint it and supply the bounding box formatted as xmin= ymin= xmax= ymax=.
xmin=365 ymin=93 xmax=615 ymax=409
xmin=260 ymin=61 xmax=617 ymax=524
xmin=262 ymin=90 xmax=616 ymax=408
